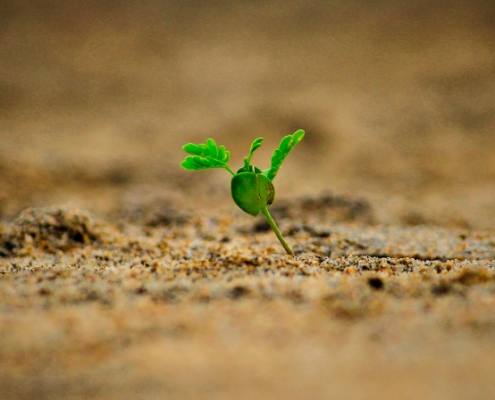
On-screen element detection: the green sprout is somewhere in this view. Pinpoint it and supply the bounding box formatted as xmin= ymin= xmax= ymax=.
xmin=180 ymin=129 xmax=305 ymax=256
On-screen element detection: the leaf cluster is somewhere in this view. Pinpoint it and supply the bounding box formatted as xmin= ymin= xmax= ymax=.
xmin=180 ymin=129 xmax=305 ymax=179
xmin=263 ymin=129 xmax=305 ymax=181
xmin=238 ymin=137 xmax=263 ymax=173
xmin=181 ymin=138 xmax=231 ymax=171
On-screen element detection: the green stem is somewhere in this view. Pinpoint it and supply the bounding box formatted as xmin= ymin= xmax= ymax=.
xmin=261 ymin=206 xmax=294 ymax=257
xmin=224 ymin=165 xmax=236 ymax=176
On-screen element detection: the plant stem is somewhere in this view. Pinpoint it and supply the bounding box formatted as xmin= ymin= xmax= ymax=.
xmin=224 ymin=165 xmax=236 ymax=176
xmin=261 ymin=206 xmax=294 ymax=257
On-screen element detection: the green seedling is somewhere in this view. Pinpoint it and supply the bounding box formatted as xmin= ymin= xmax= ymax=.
xmin=180 ymin=129 xmax=305 ymax=256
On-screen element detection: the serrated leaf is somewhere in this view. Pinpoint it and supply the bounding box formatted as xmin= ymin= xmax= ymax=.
xmin=224 ymin=151 xmax=230 ymax=163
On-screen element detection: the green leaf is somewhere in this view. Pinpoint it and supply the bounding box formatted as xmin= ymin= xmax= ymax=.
xmin=180 ymin=139 xmax=234 ymax=174
xmin=181 ymin=156 xmax=209 ymax=170
xmin=244 ymin=137 xmax=264 ymax=169
xmin=263 ymin=129 xmax=305 ymax=181
xmin=182 ymin=143 xmax=202 ymax=155
xmin=206 ymin=138 xmax=218 ymax=159
xmin=279 ymin=136 xmax=292 ymax=153
xmin=217 ymin=145 xmax=225 ymax=161
xmin=284 ymin=129 xmax=304 ymax=149
xmin=193 ymin=156 xmax=212 ymax=167
xmin=198 ymin=144 xmax=208 ymax=154
xmin=250 ymin=137 xmax=263 ymax=154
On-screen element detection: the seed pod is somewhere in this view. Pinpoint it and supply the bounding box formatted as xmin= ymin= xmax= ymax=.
xmin=231 ymin=172 xmax=275 ymax=216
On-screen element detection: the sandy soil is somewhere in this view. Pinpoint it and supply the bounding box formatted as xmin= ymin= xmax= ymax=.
xmin=1 ymin=1 xmax=495 ymax=399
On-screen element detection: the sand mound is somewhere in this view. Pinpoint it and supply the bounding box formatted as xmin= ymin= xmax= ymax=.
xmin=0 ymin=207 xmax=115 ymax=256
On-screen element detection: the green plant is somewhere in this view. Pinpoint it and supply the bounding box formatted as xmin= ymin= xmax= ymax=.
xmin=181 ymin=129 xmax=305 ymax=256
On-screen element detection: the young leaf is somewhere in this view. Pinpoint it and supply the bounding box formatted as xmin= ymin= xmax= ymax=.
xmin=250 ymin=137 xmax=263 ymax=154
xmin=217 ymin=145 xmax=225 ymax=162
xmin=198 ymin=143 xmax=208 ymax=154
xmin=181 ymin=139 xmax=235 ymax=175
xmin=182 ymin=143 xmax=202 ymax=155
xmin=264 ymin=129 xmax=305 ymax=181
xmin=206 ymin=138 xmax=218 ymax=159
xmin=244 ymin=137 xmax=263 ymax=168
xmin=279 ymin=135 xmax=292 ymax=153
xmin=181 ymin=156 xmax=210 ymax=170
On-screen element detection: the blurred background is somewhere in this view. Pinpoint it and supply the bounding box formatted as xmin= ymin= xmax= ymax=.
xmin=1 ymin=0 xmax=495 ymax=228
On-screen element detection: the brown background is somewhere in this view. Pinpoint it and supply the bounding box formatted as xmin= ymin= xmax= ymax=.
xmin=1 ymin=0 xmax=495 ymax=227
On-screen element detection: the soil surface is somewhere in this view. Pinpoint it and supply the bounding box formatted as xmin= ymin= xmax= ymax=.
xmin=1 ymin=1 xmax=495 ymax=399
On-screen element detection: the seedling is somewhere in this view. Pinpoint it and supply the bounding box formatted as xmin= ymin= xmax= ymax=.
xmin=180 ymin=129 xmax=305 ymax=256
